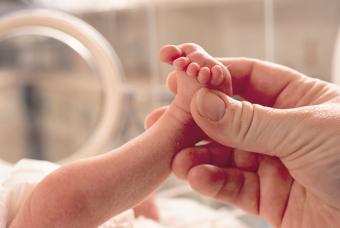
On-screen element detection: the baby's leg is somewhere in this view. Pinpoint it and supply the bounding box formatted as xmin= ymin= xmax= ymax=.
xmin=10 ymin=43 xmax=232 ymax=228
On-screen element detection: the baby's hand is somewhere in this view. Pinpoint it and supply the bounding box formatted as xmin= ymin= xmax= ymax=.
xmin=160 ymin=43 xmax=232 ymax=114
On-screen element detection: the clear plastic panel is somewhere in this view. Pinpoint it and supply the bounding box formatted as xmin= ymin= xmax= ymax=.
xmin=0 ymin=32 xmax=103 ymax=163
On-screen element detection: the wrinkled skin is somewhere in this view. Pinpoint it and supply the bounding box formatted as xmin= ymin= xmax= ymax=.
xmin=146 ymin=58 xmax=340 ymax=228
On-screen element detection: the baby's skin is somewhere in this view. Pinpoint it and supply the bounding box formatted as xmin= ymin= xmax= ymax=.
xmin=9 ymin=43 xmax=232 ymax=228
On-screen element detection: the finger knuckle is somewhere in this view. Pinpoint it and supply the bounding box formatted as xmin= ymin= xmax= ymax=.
xmin=230 ymin=101 xmax=256 ymax=147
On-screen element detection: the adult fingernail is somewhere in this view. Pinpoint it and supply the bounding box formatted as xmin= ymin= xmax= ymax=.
xmin=196 ymin=89 xmax=226 ymax=121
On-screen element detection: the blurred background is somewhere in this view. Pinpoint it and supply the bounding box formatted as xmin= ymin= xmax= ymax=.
xmin=0 ymin=0 xmax=339 ymax=226
xmin=1 ymin=0 xmax=339 ymax=163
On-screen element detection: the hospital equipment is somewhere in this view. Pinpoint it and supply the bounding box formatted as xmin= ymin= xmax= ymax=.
xmin=0 ymin=9 xmax=125 ymax=163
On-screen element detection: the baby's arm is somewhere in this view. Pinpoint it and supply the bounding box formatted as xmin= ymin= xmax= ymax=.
xmin=10 ymin=43 xmax=232 ymax=228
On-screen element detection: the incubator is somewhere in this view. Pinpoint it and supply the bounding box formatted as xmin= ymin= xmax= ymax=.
xmin=0 ymin=9 xmax=124 ymax=164
xmin=0 ymin=0 xmax=339 ymax=227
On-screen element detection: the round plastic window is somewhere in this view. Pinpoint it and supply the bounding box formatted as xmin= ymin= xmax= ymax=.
xmin=0 ymin=10 xmax=123 ymax=164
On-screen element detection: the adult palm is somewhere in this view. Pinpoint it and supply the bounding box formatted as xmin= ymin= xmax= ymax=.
xmin=147 ymin=58 xmax=340 ymax=228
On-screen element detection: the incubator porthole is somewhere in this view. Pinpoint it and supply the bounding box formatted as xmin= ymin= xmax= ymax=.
xmin=0 ymin=10 xmax=123 ymax=164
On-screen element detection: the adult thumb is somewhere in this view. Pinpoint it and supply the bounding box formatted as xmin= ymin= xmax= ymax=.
xmin=190 ymin=88 xmax=305 ymax=157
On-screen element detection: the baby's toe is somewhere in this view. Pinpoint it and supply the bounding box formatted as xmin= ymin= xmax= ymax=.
xmin=160 ymin=45 xmax=183 ymax=64
xmin=173 ymin=57 xmax=190 ymax=71
xmin=179 ymin=43 xmax=202 ymax=55
xmin=210 ymin=65 xmax=225 ymax=86
xmin=186 ymin=62 xmax=200 ymax=77
xmin=197 ymin=67 xmax=211 ymax=84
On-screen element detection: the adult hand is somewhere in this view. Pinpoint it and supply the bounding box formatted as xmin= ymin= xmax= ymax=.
xmin=146 ymin=58 xmax=340 ymax=228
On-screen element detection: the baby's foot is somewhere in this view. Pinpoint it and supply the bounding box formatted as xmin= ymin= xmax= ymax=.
xmin=160 ymin=43 xmax=232 ymax=114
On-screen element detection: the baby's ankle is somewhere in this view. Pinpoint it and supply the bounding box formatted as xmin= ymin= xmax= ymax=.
xmin=169 ymin=96 xmax=193 ymax=125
